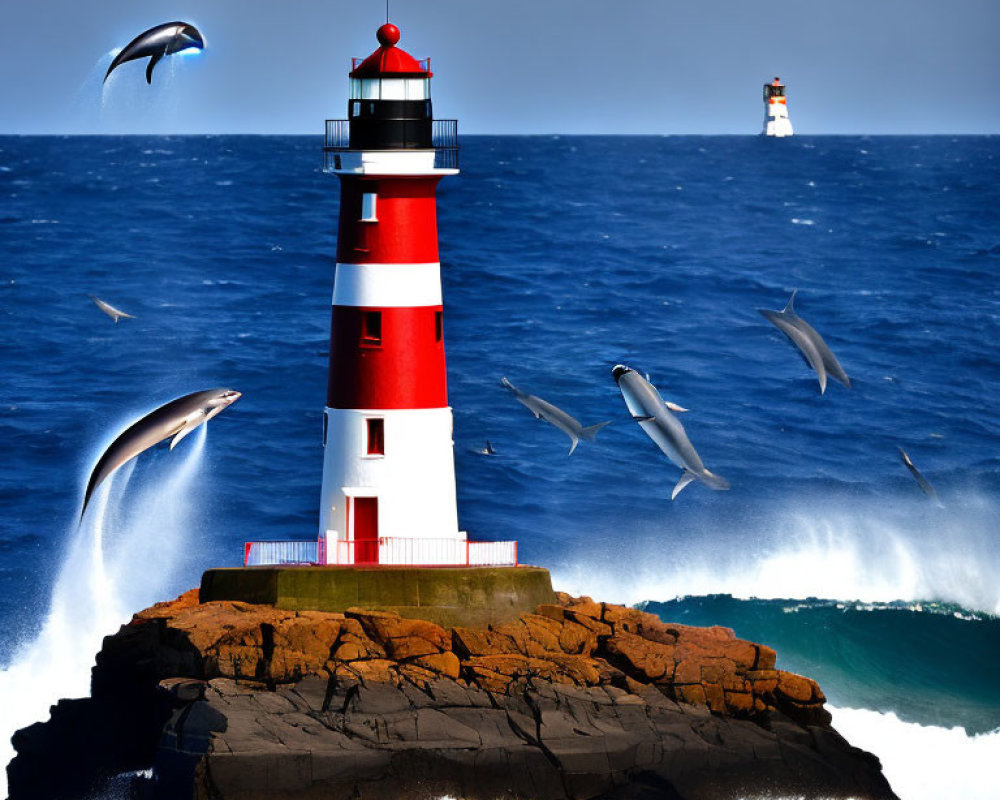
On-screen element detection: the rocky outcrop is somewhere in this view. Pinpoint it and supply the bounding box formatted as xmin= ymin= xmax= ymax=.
xmin=8 ymin=590 xmax=898 ymax=800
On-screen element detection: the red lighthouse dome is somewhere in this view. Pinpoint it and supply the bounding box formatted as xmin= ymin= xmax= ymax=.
xmin=350 ymin=23 xmax=431 ymax=77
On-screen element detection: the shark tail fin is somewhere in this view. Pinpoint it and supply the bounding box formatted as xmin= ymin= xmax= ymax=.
xmin=580 ymin=421 xmax=611 ymax=442
xmin=145 ymin=52 xmax=163 ymax=84
xmin=700 ymin=469 xmax=731 ymax=491
xmin=671 ymin=471 xmax=697 ymax=500
xmin=817 ymin=369 xmax=828 ymax=395
xmin=783 ymin=289 xmax=798 ymax=314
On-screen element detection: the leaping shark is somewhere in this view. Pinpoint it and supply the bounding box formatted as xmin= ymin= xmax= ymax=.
xmin=81 ymin=388 xmax=240 ymax=519
xmin=898 ymin=447 xmax=944 ymax=507
xmin=501 ymin=377 xmax=610 ymax=455
xmin=89 ymin=294 xmax=135 ymax=323
xmin=612 ymin=365 xmax=730 ymax=499
xmin=759 ymin=290 xmax=850 ymax=394
xmin=105 ymin=22 xmax=205 ymax=85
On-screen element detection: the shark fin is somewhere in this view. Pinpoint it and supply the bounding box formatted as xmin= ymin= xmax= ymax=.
xmin=568 ymin=437 xmax=579 ymax=456
xmin=169 ymin=411 xmax=205 ymax=450
xmin=783 ymin=289 xmax=798 ymax=315
xmin=580 ymin=421 xmax=611 ymax=441
xmin=145 ymin=52 xmax=163 ymax=84
xmin=671 ymin=471 xmax=697 ymax=500
xmin=665 ymin=402 xmax=689 ymax=413
xmin=632 ymin=415 xmax=655 ymax=422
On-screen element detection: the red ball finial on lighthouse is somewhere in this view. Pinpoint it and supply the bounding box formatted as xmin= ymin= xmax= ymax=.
xmin=377 ymin=23 xmax=400 ymax=47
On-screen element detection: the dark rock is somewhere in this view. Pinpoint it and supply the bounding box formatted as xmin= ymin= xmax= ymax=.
xmin=7 ymin=590 xmax=899 ymax=800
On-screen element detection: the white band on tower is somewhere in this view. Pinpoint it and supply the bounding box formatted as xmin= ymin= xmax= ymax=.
xmin=332 ymin=262 xmax=443 ymax=307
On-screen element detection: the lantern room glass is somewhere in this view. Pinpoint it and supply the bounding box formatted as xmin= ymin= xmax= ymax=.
xmin=349 ymin=78 xmax=430 ymax=101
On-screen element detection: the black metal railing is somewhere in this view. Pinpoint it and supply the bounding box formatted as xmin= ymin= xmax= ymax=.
xmin=323 ymin=119 xmax=459 ymax=171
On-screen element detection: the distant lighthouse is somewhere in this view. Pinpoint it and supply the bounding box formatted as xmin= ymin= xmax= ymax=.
xmin=763 ymin=77 xmax=794 ymax=137
xmin=314 ymin=23 xmax=513 ymax=567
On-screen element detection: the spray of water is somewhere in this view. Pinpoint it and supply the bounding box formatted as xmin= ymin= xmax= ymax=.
xmin=0 ymin=425 xmax=207 ymax=797
xmin=830 ymin=706 xmax=1000 ymax=800
xmin=552 ymin=490 xmax=1000 ymax=615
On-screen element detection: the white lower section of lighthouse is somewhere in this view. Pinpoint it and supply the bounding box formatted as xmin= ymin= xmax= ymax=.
xmin=318 ymin=407 xmax=464 ymax=565
xmin=764 ymin=105 xmax=794 ymax=137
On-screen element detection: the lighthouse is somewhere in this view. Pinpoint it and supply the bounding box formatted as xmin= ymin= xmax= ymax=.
xmin=762 ymin=77 xmax=794 ymax=137
xmin=311 ymin=22 xmax=514 ymax=568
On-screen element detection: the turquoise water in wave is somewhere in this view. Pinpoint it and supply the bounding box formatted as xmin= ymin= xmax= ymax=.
xmin=1 ymin=134 xmax=998 ymax=797
xmin=644 ymin=595 xmax=1000 ymax=734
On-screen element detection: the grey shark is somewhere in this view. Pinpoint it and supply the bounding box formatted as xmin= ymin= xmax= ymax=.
xmin=501 ymin=377 xmax=610 ymax=455
xmin=612 ymin=365 xmax=730 ymax=499
xmin=105 ymin=22 xmax=205 ymax=84
xmin=898 ymin=447 xmax=944 ymax=507
xmin=759 ymin=290 xmax=850 ymax=394
xmin=81 ymin=388 xmax=240 ymax=519
xmin=89 ymin=294 xmax=135 ymax=323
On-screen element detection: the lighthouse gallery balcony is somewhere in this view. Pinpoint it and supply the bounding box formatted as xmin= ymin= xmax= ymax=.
xmin=324 ymin=118 xmax=459 ymax=172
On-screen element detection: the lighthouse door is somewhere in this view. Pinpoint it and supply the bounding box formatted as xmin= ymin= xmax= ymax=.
xmin=353 ymin=497 xmax=379 ymax=564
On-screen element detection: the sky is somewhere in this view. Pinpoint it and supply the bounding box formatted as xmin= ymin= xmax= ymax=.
xmin=0 ymin=0 xmax=998 ymax=135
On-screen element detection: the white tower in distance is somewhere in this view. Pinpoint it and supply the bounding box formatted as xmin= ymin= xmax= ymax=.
xmin=763 ymin=77 xmax=793 ymax=137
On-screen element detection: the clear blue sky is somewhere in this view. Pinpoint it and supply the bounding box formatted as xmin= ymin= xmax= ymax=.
xmin=1 ymin=0 xmax=997 ymax=134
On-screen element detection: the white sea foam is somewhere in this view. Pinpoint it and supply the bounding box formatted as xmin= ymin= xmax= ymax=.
xmin=0 ymin=426 xmax=207 ymax=797
xmin=551 ymin=492 xmax=1000 ymax=615
xmin=830 ymin=706 xmax=1000 ymax=800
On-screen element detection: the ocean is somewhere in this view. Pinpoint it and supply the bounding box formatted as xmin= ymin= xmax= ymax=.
xmin=0 ymin=133 xmax=998 ymax=798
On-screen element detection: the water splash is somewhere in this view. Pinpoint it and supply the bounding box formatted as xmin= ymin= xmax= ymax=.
xmin=0 ymin=425 xmax=207 ymax=797
xmin=551 ymin=490 xmax=1000 ymax=615
xmin=830 ymin=706 xmax=1000 ymax=800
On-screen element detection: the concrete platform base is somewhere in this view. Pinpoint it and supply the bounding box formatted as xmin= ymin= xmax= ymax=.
xmin=199 ymin=565 xmax=556 ymax=628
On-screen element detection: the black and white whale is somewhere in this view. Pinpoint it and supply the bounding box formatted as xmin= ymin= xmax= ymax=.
xmin=612 ymin=365 xmax=729 ymax=499
xmin=105 ymin=22 xmax=205 ymax=84
xmin=759 ymin=290 xmax=850 ymax=394
xmin=898 ymin=447 xmax=944 ymax=507
xmin=81 ymin=388 xmax=240 ymax=519
xmin=501 ymin=377 xmax=610 ymax=455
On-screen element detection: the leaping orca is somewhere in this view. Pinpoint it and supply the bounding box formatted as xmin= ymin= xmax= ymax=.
xmin=105 ymin=22 xmax=205 ymax=85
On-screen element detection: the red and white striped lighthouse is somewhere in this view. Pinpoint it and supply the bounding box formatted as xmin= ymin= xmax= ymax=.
xmin=317 ymin=22 xmax=480 ymax=567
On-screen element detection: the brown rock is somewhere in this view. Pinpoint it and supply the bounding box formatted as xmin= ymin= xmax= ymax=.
xmin=561 ymin=596 xmax=603 ymax=620
xmin=724 ymin=690 xmax=755 ymax=715
xmin=557 ymin=620 xmax=598 ymax=656
xmin=756 ymin=644 xmax=778 ymax=670
xmin=412 ymin=651 xmax=461 ymax=679
xmin=452 ymin=627 xmax=518 ymax=658
xmin=604 ymin=631 xmax=672 ymax=682
xmin=776 ymin=670 xmax=820 ymax=704
xmin=675 ymin=684 xmax=708 ymax=706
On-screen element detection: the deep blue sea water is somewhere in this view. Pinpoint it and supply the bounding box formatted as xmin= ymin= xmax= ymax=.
xmin=1 ymin=134 xmax=999 ymax=798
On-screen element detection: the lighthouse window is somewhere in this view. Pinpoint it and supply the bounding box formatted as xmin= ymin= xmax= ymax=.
xmin=351 ymin=101 xmax=361 ymax=117
xmin=366 ymin=418 xmax=385 ymax=456
xmin=434 ymin=310 xmax=443 ymax=342
xmin=361 ymin=193 xmax=378 ymax=222
xmin=361 ymin=311 xmax=382 ymax=345
xmin=352 ymin=78 xmax=430 ymax=101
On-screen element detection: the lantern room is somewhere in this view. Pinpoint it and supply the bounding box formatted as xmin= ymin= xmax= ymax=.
xmin=347 ymin=23 xmax=433 ymax=150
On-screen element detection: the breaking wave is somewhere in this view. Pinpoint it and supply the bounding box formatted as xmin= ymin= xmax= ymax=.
xmin=0 ymin=425 xmax=207 ymax=797
xmin=550 ymin=489 xmax=1000 ymax=616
